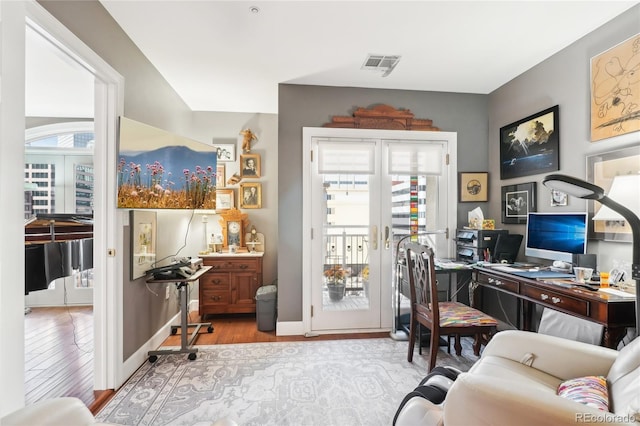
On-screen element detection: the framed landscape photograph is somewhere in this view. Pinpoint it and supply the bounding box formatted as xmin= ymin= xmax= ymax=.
xmin=239 ymin=182 xmax=262 ymax=209
xmin=499 ymin=105 xmax=559 ymax=180
xmin=501 ymin=182 xmax=537 ymax=224
xmin=459 ymin=172 xmax=489 ymax=202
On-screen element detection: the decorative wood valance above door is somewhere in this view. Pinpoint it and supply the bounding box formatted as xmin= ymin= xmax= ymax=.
xmin=322 ymin=104 xmax=439 ymax=131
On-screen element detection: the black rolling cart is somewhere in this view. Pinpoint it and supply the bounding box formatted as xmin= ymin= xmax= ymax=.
xmin=146 ymin=265 xmax=213 ymax=362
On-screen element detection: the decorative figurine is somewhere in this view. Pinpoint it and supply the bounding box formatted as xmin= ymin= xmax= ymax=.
xmin=240 ymin=129 xmax=258 ymax=153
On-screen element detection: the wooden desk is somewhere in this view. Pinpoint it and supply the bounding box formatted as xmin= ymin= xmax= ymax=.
xmin=471 ymin=266 xmax=636 ymax=348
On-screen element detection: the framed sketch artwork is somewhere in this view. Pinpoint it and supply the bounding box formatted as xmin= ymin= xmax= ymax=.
xmin=590 ymin=33 xmax=640 ymax=141
xmin=215 ymin=143 xmax=236 ymax=162
xmin=459 ymin=172 xmax=489 ymax=202
xmin=216 ymin=188 xmax=234 ymax=211
xmin=501 ymin=182 xmax=537 ymax=224
xmin=216 ymin=164 xmax=226 ymax=188
xmin=130 ymin=210 xmax=157 ymax=280
xmin=499 ymin=105 xmax=559 ymax=180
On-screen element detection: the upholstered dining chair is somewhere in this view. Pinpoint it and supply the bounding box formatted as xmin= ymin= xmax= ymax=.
xmin=405 ymin=242 xmax=498 ymax=372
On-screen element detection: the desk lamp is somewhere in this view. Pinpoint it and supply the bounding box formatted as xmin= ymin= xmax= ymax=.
xmin=542 ymin=173 xmax=640 ymax=332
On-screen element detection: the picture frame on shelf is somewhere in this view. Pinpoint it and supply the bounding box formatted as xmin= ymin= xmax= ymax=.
xmin=587 ymin=145 xmax=640 ymax=242
xmin=240 ymin=153 xmax=261 ymax=178
xmin=501 ymin=182 xmax=537 ymax=224
xmin=214 ymin=143 xmax=236 ymax=162
xmin=590 ymin=33 xmax=640 ymax=142
xmin=130 ymin=210 xmax=156 ymax=280
xmin=459 ymin=172 xmax=489 ymax=202
xmin=239 ymin=182 xmax=262 ymax=209
xmin=499 ymin=105 xmax=559 ymax=180
xmin=215 ymin=188 xmax=234 ymax=211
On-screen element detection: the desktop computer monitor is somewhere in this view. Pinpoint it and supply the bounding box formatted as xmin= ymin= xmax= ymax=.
xmin=492 ymin=234 xmax=523 ymax=264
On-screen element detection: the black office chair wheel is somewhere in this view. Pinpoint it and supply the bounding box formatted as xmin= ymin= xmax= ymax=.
xmin=148 ymin=355 xmax=158 ymax=363
xmin=188 ymin=353 xmax=197 ymax=361
xmin=171 ymin=327 xmax=178 ymax=335
xmin=207 ymin=325 xmax=214 ymax=333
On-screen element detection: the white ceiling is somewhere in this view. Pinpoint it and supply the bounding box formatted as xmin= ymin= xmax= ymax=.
xmin=27 ymin=1 xmax=640 ymax=117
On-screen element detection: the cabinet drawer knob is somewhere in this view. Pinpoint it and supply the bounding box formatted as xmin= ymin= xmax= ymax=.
xmin=552 ymin=297 xmax=561 ymax=304
xmin=211 ymin=295 xmax=221 ymax=301
xmin=240 ymin=264 xmax=249 ymax=269
xmin=213 ymin=279 xmax=222 ymax=285
xmin=540 ymin=293 xmax=549 ymax=300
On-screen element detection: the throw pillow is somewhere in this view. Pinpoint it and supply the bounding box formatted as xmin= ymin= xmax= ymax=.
xmin=557 ymin=375 xmax=609 ymax=412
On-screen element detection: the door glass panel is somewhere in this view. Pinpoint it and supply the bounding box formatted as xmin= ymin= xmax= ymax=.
xmin=322 ymin=173 xmax=370 ymax=311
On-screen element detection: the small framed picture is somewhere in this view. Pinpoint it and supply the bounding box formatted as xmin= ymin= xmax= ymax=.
xmin=215 ymin=143 xmax=236 ymax=162
xmin=239 ymin=182 xmax=262 ymax=209
xmin=216 ymin=188 xmax=234 ymax=211
xmin=130 ymin=210 xmax=157 ymax=280
xmin=216 ymin=164 xmax=226 ymax=188
xmin=459 ymin=172 xmax=488 ymax=202
xmin=501 ymin=182 xmax=537 ymax=224
xmin=240 ymin=153 xmax=261 ymax=178
xmin=550 ymin=189 xmax=568 ymax=206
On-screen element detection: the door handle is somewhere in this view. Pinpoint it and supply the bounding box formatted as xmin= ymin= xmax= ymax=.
xmin=384 ymin=226 xmax=390 ymax=250
xmin=372 ymin=225 xmax=378 ymax=250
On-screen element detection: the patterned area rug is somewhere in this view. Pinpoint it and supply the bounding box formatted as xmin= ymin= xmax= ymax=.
xmin=96 ymin=338 xmax=479 ymax=426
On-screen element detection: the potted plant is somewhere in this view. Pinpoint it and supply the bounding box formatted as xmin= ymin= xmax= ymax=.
xmin=324 ymin=265 xmax=348 ymax=301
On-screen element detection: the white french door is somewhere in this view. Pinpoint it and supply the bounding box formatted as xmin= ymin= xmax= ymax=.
xmin=303 ymin=128 xmax=457 ymax=334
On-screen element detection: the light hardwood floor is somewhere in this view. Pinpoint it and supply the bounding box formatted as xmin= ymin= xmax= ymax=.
xmin=25 ymin=307 xmax=389 ymax=413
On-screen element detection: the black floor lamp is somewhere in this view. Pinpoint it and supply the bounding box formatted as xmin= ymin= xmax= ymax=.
xmin=542 ymin=173 xmax=640 ymax=333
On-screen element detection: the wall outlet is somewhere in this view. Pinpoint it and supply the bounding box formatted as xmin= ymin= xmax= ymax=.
xmin=165 ymin=285 xmax=171 ymax=300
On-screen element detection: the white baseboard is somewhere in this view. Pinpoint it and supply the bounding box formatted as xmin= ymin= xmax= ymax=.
xmin=121 ymin=302 xmax=196 ymax=386
xmin=276 ymin=321 xmax=304 ymax=336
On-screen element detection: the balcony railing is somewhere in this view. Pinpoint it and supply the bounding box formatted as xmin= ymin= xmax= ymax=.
xmin=324 ymin=225 xmax=369 ymax=292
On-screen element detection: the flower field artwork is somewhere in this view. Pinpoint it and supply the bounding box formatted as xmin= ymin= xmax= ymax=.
xmin=117 ymin=117 xmax=217 ymax=209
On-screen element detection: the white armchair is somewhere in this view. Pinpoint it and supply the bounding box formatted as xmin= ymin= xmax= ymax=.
xmin=1 ymin=396 xmax=239 ymax=426
xmin=396 ymin=330 xmax=640 ymax=425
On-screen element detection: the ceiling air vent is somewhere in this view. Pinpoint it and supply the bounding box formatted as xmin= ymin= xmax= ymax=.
xmin=361 ymin=54 xmax=401 ymax=77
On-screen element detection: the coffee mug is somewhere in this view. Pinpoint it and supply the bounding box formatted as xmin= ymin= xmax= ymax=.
xmin=573 ymin=267 xmax=593 ymax=283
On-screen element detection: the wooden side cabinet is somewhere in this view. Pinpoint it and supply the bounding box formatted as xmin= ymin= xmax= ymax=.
xmin=199 ymin=254 xmax=264 ymax=317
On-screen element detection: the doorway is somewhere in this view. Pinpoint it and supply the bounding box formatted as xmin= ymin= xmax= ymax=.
xmin=23 ymin=0 xmax=124 ymax=396
xmin=303 ymin=128 xmax=457 ymax=334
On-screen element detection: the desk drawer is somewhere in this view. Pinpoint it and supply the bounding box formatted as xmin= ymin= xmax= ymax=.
xmin=204 ymin=259 xmax=260 ymax=272
xmin=200 ymin=273 xmax=229 ymax=288
xmin=200 ymin=289 xmax=229 ymax=306
xmin=523 ymin=286 xmax=588 ymax=316
xmin=476 ymin=273 xmax=519 ymax=293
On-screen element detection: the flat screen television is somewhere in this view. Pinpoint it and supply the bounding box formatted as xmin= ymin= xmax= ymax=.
xmin=525 ymin=212 xmax=588 ymax=263
xmin=116 ymin=117 xmax=217 ymax=210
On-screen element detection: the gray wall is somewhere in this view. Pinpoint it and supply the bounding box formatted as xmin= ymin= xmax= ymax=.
xmin=485 ymin=5 xmax=640 ymax=327
xmin=277 ymin=85 xmax=488 ymax=321
xmin=489 ymin=5 xmax=639 ymax=273
xmin=39 ymin=1 xmax=278 ymax=360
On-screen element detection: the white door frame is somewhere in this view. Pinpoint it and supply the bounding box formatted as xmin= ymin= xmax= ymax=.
xmin=25 ymin=1 xmax=125 ymax=391
xmin=302 ymin=127 xmax=458 ymax=336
